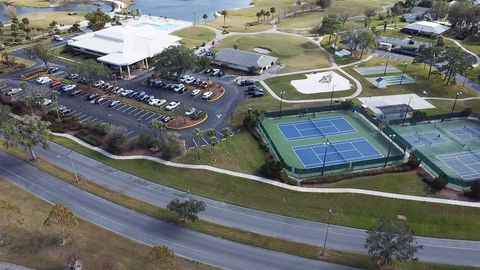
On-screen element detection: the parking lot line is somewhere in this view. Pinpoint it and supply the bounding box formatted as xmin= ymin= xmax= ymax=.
xmin=145 ymin=113 xmax=156 ymax=121
xmin=126 ymin=130 xmax=134 ymax=136
xmin=192 ymin=139 xmax=198 ymax=148
xmin=154 ymin=115 xmax=163 ymax=121
xmin=76 ymin=113 xmax=87 ymax=119
xmin=116 ymin=104 xmax=128 ymax=111
xmin=79 ymin=93 xmax=89 ymax=99
xmin=138 ymin=112 xmax=151 ymax=120
xmin=127 ymin=108 xmax=139 ymax=114
xmin=80 ymin=116 xmax=92 ymax=122
xmin=202 ymin=137 xmax=209 ymax=145
xmin=121 ymin=106 xmax=133 ymax=113
xmin=133 ymin=109 xmax=144 ymax=116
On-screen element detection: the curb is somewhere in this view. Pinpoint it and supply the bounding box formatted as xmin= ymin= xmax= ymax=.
xmin=167 ymin=113 xmax=208 ymax=130
xmin=208 ymin=87 xmax=225 ymax=102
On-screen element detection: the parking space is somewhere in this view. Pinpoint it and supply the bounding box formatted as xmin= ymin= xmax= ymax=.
xmin=372 ymin=50 xmax=414 ymax=62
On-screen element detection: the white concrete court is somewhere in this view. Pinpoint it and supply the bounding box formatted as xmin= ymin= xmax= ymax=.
xmin=290 ymin=71 xmax=352 ymax=94
xmin=358 ymin=94 xmax=435 ymax=113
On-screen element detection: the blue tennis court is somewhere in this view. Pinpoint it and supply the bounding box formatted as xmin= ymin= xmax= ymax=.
xmin=294 ymin=138 xmax=383 ymax=168
xmin=403 ymin=132 xmax=445 ymax=147
xmin=438 ymin=151 xmax=480 ymax=180
xmin=451 ymin=127 xmax=480 ymax=140
xmin=278 ymin=116 xmax=357 ymax=141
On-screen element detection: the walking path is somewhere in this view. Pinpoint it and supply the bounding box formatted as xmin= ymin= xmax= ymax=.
xmin=52 ymin=132 xmax=480 ymax=208
xmin=444 ymin=37 xmax=480 ymax=68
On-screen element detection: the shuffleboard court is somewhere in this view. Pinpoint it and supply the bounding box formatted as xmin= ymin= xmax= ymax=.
xmin=366 ymin=74 xmax=416 ymax=86
xmin=354 ymin=65 xmax=400 ymax=76
xmin=438 ymin=151 xmax=480 ymax=180
xmin=278 ymin=116 xmax=357 ymax=141
xmin=294 ymin=138 xmax=383 ymax=168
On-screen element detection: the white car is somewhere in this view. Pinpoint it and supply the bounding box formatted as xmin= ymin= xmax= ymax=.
xmin=153 ymin=99 xmax=167 ymax=107
xmin=93 ymin=80 xmax=105 ymax=88
xmin=109 ymin=100 xmax=120 ymax=107
xmin=202 ymin=91 xmax=213 ymax=99
xmin=173 ymin=84 xmax=185 ymax=93
xmin=165 ymin=101 xmax=180 ymax=111
xmin=114 ymin=87 xmax=125 ymax=94
xmin=185 ymin=107 xmax=196 ymax=116
xmin=149 ymin=98 xmax=161 ymax=106
xmin=191 ymin=89 xmax=201 ymax=96
xmin=54 ymin=35 xmax=64 ymax=41
xmin=120 ymin=89 xmax=133 ymax=96
xmin=212 ymin=69 xmax=221 ymax=76
xmin=42 ymin=98 xmax=52 ymax=106
xmin=6 ymin=88 xmax=22 ymax=96
xmin=62 ymin=84 xmax=76 ymax=92
xmin=184 ymin=77 xmax=196 ymax=84
xmin=36 ymin=76 xmax=52 ymax=85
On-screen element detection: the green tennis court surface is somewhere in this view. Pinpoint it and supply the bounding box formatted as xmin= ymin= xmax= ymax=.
xmin=260 ymin=110 xmax=403 ymax=177
xmin=354 ymin=65 xmax=400 ymax=76
xmin=392 ymin=118 xmax=480 ymax=185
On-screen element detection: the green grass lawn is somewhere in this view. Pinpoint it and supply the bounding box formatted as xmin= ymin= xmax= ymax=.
xmin=22 ymin=12 xmax=85 ymax=28
xmin=178 ymin=131 xmax=266 ymax=174
xmin=213 ymin=33 xmax=331 ymax=73
xmin=319 ymin=34 xmax=368 ymax=65
xmin=263 ymin=72 xmax=356 ymax=100
xmin=51 ymin=135 xmax=480 ymax=240
xmin=427 ymin=99 xmax=480 ymax=115
xmin=345 ymin=58 xmax=479 ymax=100
xmin=172 ymin=25 xmax=216 ymax=49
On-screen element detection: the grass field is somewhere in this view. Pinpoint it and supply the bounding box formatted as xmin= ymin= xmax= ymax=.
xmin=213 ymin=33 xmax=331 ymax=72
xmin=50 ymin=135 xmax=480 ymax=240
xmin=0 ymin=178 xmax=213 ymax=270
xmin=0 ymin=0 xmax=50 ymax=7
xmin=264 ymin=72 xmax=356 ymax=100
xmin=345 ymin=58 xmax=479 ymax=100
xmin=172 ymin=25 xmax=216 ymax=49
xmin=22 ymin=12 xmax=85 ymax=27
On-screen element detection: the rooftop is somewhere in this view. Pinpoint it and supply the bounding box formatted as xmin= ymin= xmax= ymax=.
xmin=215 ymin=48 xmax=278 ymax=69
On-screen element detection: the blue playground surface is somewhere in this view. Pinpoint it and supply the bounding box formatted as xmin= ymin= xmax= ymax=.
xmin=451 ymin=127 xmax=480 ymax=140
xmin=278 ymin=116 xmax=357 ymax=141
xmin=293 ymin=138 xmax=383 ymax=168
xmin=403 ymin=132 xmax=446 ymax=147
xmin=438 ymin=151 xmax=480 ymax=180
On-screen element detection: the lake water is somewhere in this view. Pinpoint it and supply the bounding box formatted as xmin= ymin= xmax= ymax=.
xmin=130 ymin=0 xmax=251 ymax=21
xmin=0 ymin=2 xmax=112 ymax=22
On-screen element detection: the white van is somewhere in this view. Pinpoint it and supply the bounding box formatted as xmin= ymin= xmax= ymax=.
xmin=378 ymin=42 xmax=393 ymax=51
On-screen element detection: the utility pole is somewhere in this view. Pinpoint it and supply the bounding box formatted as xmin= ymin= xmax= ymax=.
xmin=279 ymin=91 xmax=285 ymax=118
xmin=320 ymin=209 xmax=333 ymax=257
xmin=399 ymin=62 xmax=407 ymax=85
xmin=450 ymin=91 xmax=462 ymax=118
xmin=384 ymin=134 xmax=396 ymax=167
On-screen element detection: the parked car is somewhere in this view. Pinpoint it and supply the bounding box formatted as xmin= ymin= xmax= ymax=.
xmin=50 ymin=81 xmax=62 ymax=88
xmin=36 ymin=76 xmax=52 ymax=85
xmin=93 ymin=80 xmax=105 ymax=88
xmin=163 ymin=115 xmax=174 ymax=123
xmin=61 ymin=84 xmax=76 ymax=92
xmin=6 ymin=88 xmax=22 ymax=96
xmin=240 ymin=80 xmax=255 ymax=86
xmin=47 ymin=67 xmax=60 ymax=74
xmin=185 ymin=107 xmax=196 ymax=116
xmin=114 ymin=88 xmax=125 ymax=95
xmin=87 ymin=93 xmax=98 ymax=100
xmin=120 ymin=89 xmax=133 ymax=96
xmin=191 ymin=89 xmax=201 ymax=96
xmin=149 ymin=98 xmax=161 ymax=106
xmin=67 ymin=73 xmax=79 ymax=80
xmin=200 ymin=81 xmax=209 ymax=89
xmin=70 ymin=90 xmax=83 ymax=96
xmin=173 ymin=84 xmax=186 ymax=93
xmin=165 ymin=101 xmax=180 ymax=111
xmin=202 ymin=91 xmax=213 ymax=99
xmin=145 ymin=95 xmax=155 ymax=103
xmin=95 ymin=97 xmax=109 ymax=104
xmin=109 ymin=100 xmax=120 ymax=107
xmin=54 ymin=35 xmax=64 ymax=41
xmin=59 ymin=106 xmax=72 ymax=115
xmin=42 ymin=98 xmax=52 ymax=106
xmin=251 ymin=91 xmax=265 ymax=97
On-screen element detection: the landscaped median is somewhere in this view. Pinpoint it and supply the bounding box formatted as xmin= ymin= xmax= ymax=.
xmin=20 ymin=67 xmax=49 ymax=81
xmin=166 ymin=113 xmax=208 ymax=130
xmin=207 ymin=84 xmax=225 ymax=102
xmin=0 ymin=142 xmax=475 ymax=270
xmin=47 ymin=134 xmax=480 ymax=241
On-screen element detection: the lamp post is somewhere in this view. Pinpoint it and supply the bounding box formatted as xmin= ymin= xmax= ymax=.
xmin=57 ymin=150 xmax=79 ymax=183
xmin=383 ymin=51 xmax=391 ymax=76
xmin=402 ymin=97 xmax=412 ymax=126
xmin=321 ymin=141 xmax=330 ymax=176
xmin=450 ymin=91 xmax=462 ymax=117
xmin=329 ymin=84 xmax=336 ymax=112
xmin=384 ymin=134 xmax=396 ymax=167
xmin=279 ymin=91 xmax=285 ymax=118
xmin=320 ymin=209 xmax=333 ymax=257
xmin=399 ymin=62 xmax=407 ymax=85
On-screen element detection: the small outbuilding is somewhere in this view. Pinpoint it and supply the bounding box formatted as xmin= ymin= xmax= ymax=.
xmin=402 ymin=21 xmax=451 ymax=36
xmin=214 ymin=48 xmax=278 ymax=74
xmin=375 ymin=77 xmax=387 ymax=89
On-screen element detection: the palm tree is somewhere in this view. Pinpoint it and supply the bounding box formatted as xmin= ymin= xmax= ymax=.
xmin=220 ymin=10 xmax=228 ymax=30
xmin=193 ymin=128 xmax=204 ymax=160
xmin=221 ymin=127 xmax=233 ymax=153
xmin=270 ymin=7 xmax=276 ymax=19
xmin=51 ymin=90 xmax=61 ymax=123
xmin=260 ymin=9 xmax=265 ymax=21
xmin=256 ymin=12 xmax=261 ymax=22
xmin=148 ymin=119 xmax=165 ymax=138
xmin=207 ymin=129 xmax=218 ymax=162
xmin=265 ymin=11 xmax=271 ymax=21
xmin=202 ymin=14 xmax=208 ymax=25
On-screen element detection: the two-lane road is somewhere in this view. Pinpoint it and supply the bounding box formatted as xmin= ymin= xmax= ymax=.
xmin=0 ymin=151 xmax=357 ymax=270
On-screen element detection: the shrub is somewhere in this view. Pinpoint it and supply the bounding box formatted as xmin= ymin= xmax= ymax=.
xmin=429 ymin=175 xmax=448 ymax=191
xmin=161 ymin=132 xmax=182 ymax=159
xmin=105 ymin=127 xmax=127 ymax=154
xmin=75 ymin=129 xmax=101 ymax=146
xmin=134 ymin=134 xmax=158 ymax=149
xmin=260 ymin=154 xmax=286 ymax=180
xmin=83 ymin=121 xmax=111 ymax=136
xmin=470 ymin=181 xmax=480 ymax=199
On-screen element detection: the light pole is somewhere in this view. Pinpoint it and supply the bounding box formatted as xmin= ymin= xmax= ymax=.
xmin=329 ymin=84 xmax=336 ymax=112
xmin=57 ymin=150 xmax=79 ymax=183
xmin=399 ymin=62 xmax=407 ymax=85
xmin=321 ymin=141 xmax=330 ymax=176
xmin=279 ymin=91 xmax=285 ymax=118
xmin=450 ymin=91 xmax=462 ymax=117
xmin=384 ymin=134 xmax=396 ymax=167
xmin=320 ymin=209 xmax=333 ymax=257
xmin=383 ymin=51 xmax=391 ymax=76
xmin=402 ymin=97 xmax=412 ymax=127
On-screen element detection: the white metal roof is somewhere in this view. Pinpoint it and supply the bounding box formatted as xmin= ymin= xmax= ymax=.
xmin=403 ymin=21 xmax=451 ymax=34
xmin=68 ymin=17 xmax=190 ymax=66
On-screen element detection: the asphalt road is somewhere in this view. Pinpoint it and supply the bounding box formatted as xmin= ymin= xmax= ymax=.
xmin=0 ymin=151 xmax=357 ymax=270
xmin=31 ymin=142 xmax=480 ymax=267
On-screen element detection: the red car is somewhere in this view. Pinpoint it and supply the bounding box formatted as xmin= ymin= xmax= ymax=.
xmin=50 ymin=81 xmax=62 ymax=88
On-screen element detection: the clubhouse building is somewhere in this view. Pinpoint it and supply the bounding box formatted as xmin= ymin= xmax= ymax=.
xmin=67 ymin=16 xmax=191 ymax=79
